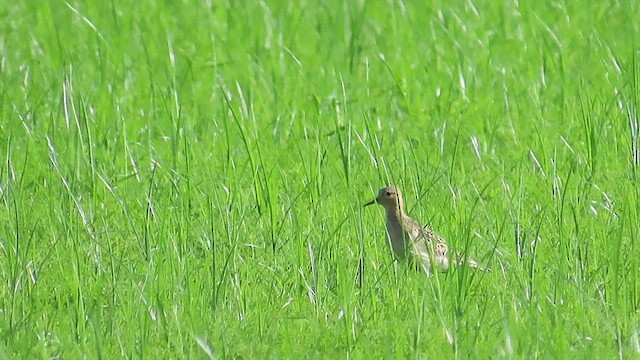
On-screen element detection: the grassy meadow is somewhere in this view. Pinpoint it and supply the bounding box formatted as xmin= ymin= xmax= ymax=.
xmin=1 ymin=0 xmax=639 ymax=358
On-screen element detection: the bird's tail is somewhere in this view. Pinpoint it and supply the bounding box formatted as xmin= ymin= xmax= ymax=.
xmin=456 ymin=255 xmax=490 ymax=272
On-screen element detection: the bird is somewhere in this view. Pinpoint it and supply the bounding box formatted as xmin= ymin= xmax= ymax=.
xmin=364 ymin=186 xmax=485 ymax=275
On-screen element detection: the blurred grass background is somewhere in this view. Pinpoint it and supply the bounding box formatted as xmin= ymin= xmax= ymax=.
xmin=1 ymin=0 xmax=639 ymax=358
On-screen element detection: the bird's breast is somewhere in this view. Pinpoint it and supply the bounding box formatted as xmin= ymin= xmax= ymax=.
xmin=385 ymin=218 xmax=409 ymax=258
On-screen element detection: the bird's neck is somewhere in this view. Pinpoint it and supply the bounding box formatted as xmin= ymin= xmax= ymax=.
xmin=385 ymin=205 xmax=403 ymax=221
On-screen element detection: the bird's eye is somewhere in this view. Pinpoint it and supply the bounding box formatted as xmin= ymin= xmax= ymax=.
xmin=386 ymin=191 xmax=392 ymax=196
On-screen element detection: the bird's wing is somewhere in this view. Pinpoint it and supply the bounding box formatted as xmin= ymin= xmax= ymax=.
xmin=401 ymin=217 xmax=450 ymax=271
xmin=414 ymin=221 xmax=488 ymax=272
xmin=419 ymin=224 xmax=448 ymax=255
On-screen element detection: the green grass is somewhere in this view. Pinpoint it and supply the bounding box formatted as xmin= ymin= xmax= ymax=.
xmin=1 ymin=0 xmax=639 ymax=358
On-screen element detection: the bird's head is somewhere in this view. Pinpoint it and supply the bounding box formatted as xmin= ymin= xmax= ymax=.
xmin=364 ymin=186 xmax=404 ymax=211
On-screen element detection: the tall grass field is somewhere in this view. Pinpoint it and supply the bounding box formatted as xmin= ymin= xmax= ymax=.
xmin=1 ymin=1 xmax=639 ymax=358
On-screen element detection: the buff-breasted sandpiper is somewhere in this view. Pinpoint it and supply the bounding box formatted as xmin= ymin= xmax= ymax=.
xmin=365 ymin=186 xmax=485 ymax=274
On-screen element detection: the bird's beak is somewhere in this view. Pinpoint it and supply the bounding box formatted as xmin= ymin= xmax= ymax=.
xmin=363 ymin=199 xmax=376 ymax=207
